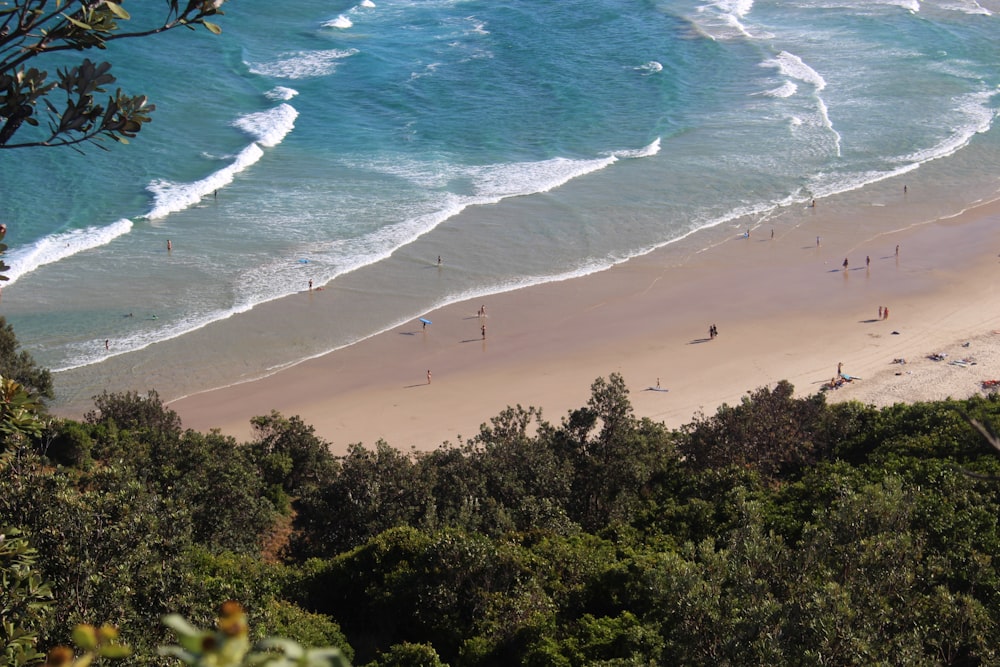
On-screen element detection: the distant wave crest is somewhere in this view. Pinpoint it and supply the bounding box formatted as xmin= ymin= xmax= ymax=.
xmin=757 ymin=81 xmax=797 ymax=98
xmin=144 ymin=144 xmax=265 ymax=220
xmin=688 ymin=0 xmax=756 ymax=40
xmin=144 ymin=102 xmax=297 ymax=220
xmin=5 ymin=219 xmax=133 ymax=285
xmin=324 ymin=15 xmax=352 ymax=29
xmin=264 ymin=86 xmax=299 ymax=101
xmin=636 ymin=61 xmax=663 ymax=74
xmin=246 ymin=48 xmax=358 ymax=80
xmin=763 ymin=51 xmax=826 ymax=91
xmin=233 ymin=103 xmax=299 ymax=147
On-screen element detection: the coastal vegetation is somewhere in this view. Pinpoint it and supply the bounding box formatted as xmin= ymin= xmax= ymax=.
xmin=3 ymin=323 xmax=1000 ymax=664
xmin=0 ymin=1 xmax=228 ymax=150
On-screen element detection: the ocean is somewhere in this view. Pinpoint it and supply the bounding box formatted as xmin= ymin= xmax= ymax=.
xmin=2 ymin=0 xmax=999 ymax=409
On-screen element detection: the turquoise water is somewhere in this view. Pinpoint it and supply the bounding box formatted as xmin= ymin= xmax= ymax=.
xmin=1 ymin=0 xmax=999 ymax=406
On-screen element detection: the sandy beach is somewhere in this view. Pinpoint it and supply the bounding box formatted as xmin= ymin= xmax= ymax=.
xmin=168 ymin=196 xmax=1000 ymax=455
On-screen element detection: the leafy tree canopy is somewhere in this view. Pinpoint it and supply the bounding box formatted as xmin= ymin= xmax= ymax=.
xmin=0 ymin=0 xmax=228 ymax=150
xmin=0 ymin=316 xmax=53 ymax=399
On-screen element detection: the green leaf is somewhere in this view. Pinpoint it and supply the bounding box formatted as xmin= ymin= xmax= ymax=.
xmin=202 ymin=21 xmax=222 ymax=34
xmin=105 ymin=2 xmax=130 ymax=19
xmin=62 ymin=15 xmax=93 ymax=30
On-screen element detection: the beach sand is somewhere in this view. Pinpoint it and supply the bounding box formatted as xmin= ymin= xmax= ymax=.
xmin=169 ymin=197 xmax=1000 ymax=455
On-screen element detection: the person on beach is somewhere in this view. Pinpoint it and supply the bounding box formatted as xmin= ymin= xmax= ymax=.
xmin=308 ymin=279 xmax=313 ymax=291
xmin=771 ymin=228 xmax=774 ymax=239
xmin=816 ymin=236 xmax=820 ymax=247
xmin=479 ymin=305 xmax=486 ymax=318
xmin=422 ymin=320 xmax=427 ymax=330
xmin=427 ymin=369 xmax=432 ymax=384
xmin=437 ymin=255 xmax=442 ymax=266
xmin=105 ymin=339 xmax=110 ymax=350
xmin=866 ymin=255 xmax=870 ymax=268
xmin=837 ymin=361 xmax=843 ymax=376
xmin=879 ymin=306 xmax=883 ymax=319
xmin=843 ymin=257 xmax=849 ymax=270
xmin=481 ymin=324 xmax=487 ymax=340
xmin=895 ymin=244 xmax=900 ymax=257
xmin=884 ymin=306 xmax=889 ymax=320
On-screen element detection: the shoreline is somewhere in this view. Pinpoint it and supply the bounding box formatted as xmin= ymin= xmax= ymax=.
xmin=163 ymin=193 xmax=1000 ymax=455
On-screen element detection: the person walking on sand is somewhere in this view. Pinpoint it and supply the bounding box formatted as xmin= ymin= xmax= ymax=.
xmin=437 ymin=255 xmax=442 ymax=266
xmin=895 ymin=244 xmax=900 ymax=257
xmin=879 ymin=306 xmax=883 ymax=319
xmin=843 ymin=257 xmax=849 ymax=270
xmin=816 ymin=236 xmax=820 ymax=247
xmin=481 ymin=324 xmax=487 ymax=340
xmin=308 ymin=279 xmax=313 ymax=291
xmin=427 ymin=369 xmax=432 ymax=384
xmin=479 ymin=304 xmax=486 ymax=318
xmin=866 ymin=255 xmax=870 ymax=268
xmin=884 ymin=306 xmax=889 ymax=320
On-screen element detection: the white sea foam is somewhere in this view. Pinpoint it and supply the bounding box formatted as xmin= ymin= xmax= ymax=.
xmin=5 ymin=219 xmax=133 ymax=285
xmin=763 ymin=51 xmax=827 ymax=91
xmin=816 ymin=97 xmax=842 ymax=157
xmin=762 ymin=52 xmax=840 ymax=154
xmin=246 ymin=48 xmax=358 ymax=79
xmin=938 ymin=0 xmax=991 ymax=15
xmin=894 ymin=90 xmax=997 ymax=165
xmin=264 ymin=86 xmax=298 ymax=101
xmin=756 ymin=81 xmax=798 ymax=98
xmin=144 ymin=105 xmax=296 ymax=220
xmin=690 ymin=0 xmax=756 ymax=40
xmin=324 ymin=15 xmax=353 ymax=29
xmin=636 ymin=61 xmax=663 ymax=74
xmin=232 ymin=103 xmax=299 ymax=147
xmin=360 ymin=0 xmax=375 ymax=6
xmin=613 ymin=138 xmax=661 ymax=159
xmin=144 ymin=144 xmax=264 ymax=220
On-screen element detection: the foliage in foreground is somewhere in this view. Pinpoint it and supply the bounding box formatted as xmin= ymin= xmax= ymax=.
xmin=4 ymin=354 xmax=1000 ymax=665
xmin=0 ymin=0 xmax=229 ymax=150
